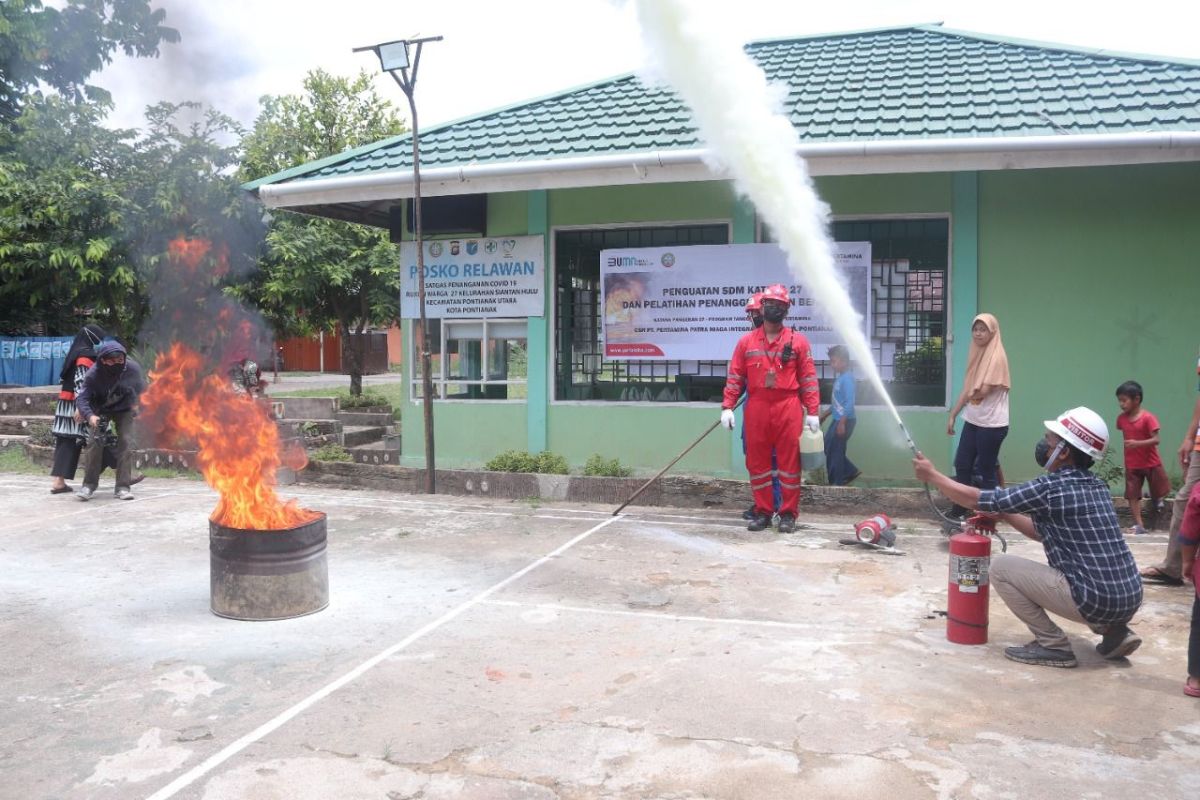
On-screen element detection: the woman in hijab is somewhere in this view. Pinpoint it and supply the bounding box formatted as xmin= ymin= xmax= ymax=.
xmin=49 ymin=324 xmax=106 ymax=493
xmin=946 ymin=313 xmax=1011 ymax=515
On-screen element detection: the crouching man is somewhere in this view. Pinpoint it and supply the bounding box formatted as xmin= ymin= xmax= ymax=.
xmin=913 ymin=406 xmax=1143 ymax=668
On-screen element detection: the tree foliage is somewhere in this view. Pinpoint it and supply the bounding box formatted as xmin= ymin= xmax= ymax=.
xmin=237 ymin=69 xmax=407 ymax=394
xmin=0 ymin=95 xmax=247 ymax=337
xmin=0 ymin=0 xmax=179 ymax=128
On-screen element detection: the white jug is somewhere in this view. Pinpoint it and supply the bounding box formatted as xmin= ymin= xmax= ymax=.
xmin=799 ymin=427 xmax=825 ymax=471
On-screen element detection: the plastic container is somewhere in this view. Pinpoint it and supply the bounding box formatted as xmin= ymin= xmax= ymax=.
xmin=799 ymin=427 xmax=825 ymax=471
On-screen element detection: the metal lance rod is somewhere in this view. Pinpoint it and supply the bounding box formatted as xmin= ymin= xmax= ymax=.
xmin=613 ymin=397 xmax=745 ymax=516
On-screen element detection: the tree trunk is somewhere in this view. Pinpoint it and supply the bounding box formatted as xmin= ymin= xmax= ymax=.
xmin=341 ymin=321 xmax=364 ymax=396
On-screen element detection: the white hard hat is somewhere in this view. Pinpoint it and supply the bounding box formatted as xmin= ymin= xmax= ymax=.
xmin=1044 ymin=406 xmax=1109 ymax=459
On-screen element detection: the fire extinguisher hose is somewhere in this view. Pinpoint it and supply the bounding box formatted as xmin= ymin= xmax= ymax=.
xmin=898 ymin=420 xmax=1008 ymax=553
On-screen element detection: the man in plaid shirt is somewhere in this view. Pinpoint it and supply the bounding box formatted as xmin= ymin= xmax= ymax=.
xmin=914 ymin=406 xmax=1143 ymax=668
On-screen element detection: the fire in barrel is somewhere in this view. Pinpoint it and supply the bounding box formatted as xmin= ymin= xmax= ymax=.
xmin=139 ymin=238 xmax=328 ymax=620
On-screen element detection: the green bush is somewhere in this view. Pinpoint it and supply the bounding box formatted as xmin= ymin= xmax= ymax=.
xmin=26 ymin=422 xmax=55 ymax=447
xmin=893 ymin=337 xmax=943 ymax=384
xmin=583 ymin=454 xmax=633 ymax=477
xmin=485 ymin=449 xmax=569 ymax=474
xmin=341 ymin=392 xmax=390 ymax=409
xmin=534 ymin=450 xmax=569 ymax=475
xmin=1093 ymin=450 xmax=1123 ymax=490
xmin=309 ymin=443 xmax=352 ymax=462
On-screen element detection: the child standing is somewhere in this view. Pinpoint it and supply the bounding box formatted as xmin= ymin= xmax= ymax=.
xmin=820 ymin=345 xmax=860 ymax=485
xmin=1116 ymin=380 xmax=1170 ymax=535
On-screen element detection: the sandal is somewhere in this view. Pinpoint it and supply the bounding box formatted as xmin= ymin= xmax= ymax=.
xmin=1140 ymin=567 xmax=1184 ymax=586
xmin=1185 ymin=680 xmax=1200 ymax=698
xmin=50 ymin=485 xmax=73 ymax=494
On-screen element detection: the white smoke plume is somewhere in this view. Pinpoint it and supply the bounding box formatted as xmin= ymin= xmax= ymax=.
xmin=632 ymin=0 xmax=907 ymax=433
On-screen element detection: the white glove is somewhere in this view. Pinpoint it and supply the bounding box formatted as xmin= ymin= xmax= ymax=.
xmin=805 ymin=415 xmax=820 ymax=433
xmin=720 ymin=409 xmax=736 ymax=430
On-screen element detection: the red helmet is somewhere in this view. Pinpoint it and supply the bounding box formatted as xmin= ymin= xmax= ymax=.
xmin=760 ymin=283 xmax=791 ymax=306
xmin=745 ymin=293 xmax=763 ymax=313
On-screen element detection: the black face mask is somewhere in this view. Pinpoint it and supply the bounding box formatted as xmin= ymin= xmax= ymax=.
xmin=1034 ymin=438 xmax=1052 ymax=467
xmin=750 ymin=314 xmax=763 ymax=328
xmin=762 ymin=304 xmax=787 ymax=324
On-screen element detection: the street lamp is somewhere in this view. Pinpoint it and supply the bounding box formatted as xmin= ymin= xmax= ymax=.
xmin=355 ymin=35 xmax=442 ymax=494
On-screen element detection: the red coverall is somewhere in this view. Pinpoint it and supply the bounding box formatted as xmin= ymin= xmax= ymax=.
xmin=723 ymin=327 xmax=819 ymax=516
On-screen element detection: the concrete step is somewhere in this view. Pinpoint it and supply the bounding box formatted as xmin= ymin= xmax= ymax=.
xmin=0 ymin=390 xmax=58 ymax=416
xmin=0 ymin=415 xmax=53 ymax=434
xmin=342 ymin=425 xmax=387 ymax=448
xmin=275 ymin=396 xmax=340 ymax=420
xmin=0 ymin=434 xmax=29 ymax=448
xmin=336 ymin=410 xmax=394 ymax=427
xmin=348 ymin=439 xmax=401 ymax=465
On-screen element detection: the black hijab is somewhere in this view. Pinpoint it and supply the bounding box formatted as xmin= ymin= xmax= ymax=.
xmin=60 ymin=324 xmax=108 ymax=389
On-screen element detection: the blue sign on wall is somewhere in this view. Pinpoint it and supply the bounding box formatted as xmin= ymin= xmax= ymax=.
xmin=0 ymin=337 xmax=73 ymax=386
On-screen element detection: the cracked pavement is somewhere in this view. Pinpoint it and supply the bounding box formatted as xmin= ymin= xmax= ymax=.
xmin=1 ymin=473 xmax=1197 ymax=799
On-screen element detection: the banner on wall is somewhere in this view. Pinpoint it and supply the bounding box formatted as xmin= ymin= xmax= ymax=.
xmin=399 ymin=235 xmax=544 ymax=319
xmin=0 ymin=336 xmax=73 ymax=386
xmin=599 ymin=242 xmax=871 ymax=360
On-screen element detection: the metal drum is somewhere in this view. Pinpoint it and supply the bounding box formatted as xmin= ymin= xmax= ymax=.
xmin=209 ymin=513 xmax=329 ymax=620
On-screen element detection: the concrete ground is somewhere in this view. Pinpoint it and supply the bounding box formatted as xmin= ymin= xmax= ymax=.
xmin=1 ymin=473 xmax=1197 ymax=800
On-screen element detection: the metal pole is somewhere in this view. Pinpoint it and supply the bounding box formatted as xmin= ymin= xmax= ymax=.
xmin=612 ymin=396 xmax=745 ymax=516
xmin=393 ymin=47 xmax=436 ymax=494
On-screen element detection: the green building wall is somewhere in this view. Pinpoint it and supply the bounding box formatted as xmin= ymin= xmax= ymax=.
xmin=978 ymin=162 xmax=1200 ymax=484
xmin=401 ymin=163 xmax=1198 ymax=486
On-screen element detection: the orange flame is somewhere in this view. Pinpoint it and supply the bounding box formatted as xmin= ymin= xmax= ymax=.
xmin=141 ymin=342 xmax=316 ymax=530
xmin=168 ymin=237 xmax=229 ymax=279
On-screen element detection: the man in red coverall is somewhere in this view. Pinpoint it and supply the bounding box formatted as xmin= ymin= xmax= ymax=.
xmin=721 ymin=284 xmax=820 ymax=532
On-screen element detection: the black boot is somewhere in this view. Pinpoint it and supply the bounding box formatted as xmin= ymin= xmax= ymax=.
xmin=742 ymin=504 xmax=757 ymax=521
xmin=747 ymin=512 xmax=772 ymax=532
xmin=778 ymin=513 xmax=796 ymax=533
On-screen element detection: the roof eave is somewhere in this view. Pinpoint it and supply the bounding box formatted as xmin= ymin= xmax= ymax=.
xmin=255 ymin=132 xmax=1200 ymax=226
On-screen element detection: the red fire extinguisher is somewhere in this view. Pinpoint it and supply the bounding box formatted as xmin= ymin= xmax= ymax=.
xmin=947 ymin=514 xmax=997 ymax=645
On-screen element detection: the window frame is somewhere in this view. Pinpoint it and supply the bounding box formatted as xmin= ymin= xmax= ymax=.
xmin=550 ymin=219 xmax=734 ymax=406
xmin=409 ymin=316 xmax=529 ymax=403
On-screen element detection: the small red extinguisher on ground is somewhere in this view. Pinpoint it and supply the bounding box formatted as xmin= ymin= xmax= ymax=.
xmin=947 ymin=514 xmax=997 ymax=644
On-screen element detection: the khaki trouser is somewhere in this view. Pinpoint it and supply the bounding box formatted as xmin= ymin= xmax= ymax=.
xmin=1157 ymin=450 xmax=1200 ymax=580
xmin=81 ymin=409 xmax=133 ymax=491
xmin=990 ymin=554 xmax=1096 ymax=651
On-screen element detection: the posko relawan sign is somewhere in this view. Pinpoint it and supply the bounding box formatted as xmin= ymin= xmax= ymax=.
xmin=600 ymin=242 xmax=871 ymax=360
xmin=399 ymin=235 xmax=544 ymax=318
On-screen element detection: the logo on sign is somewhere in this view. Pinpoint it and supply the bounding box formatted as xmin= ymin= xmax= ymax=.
xmin=450 ymin=240 xmax=460 ymax=255
xmin=661 ymin=253 xmax=676 ymax=268
xmin=485 ymin=240 xmax=498 ymax=254
xmin=429 ymin=242 xmax=443 ymax=257
xmin=466 ymin=240 xmax=479 ymax=255
xmin=502 ymin=239 xmax=517 ymax=256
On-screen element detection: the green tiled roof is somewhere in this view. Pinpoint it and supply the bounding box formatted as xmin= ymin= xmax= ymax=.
xmin=250 ymin=24 xmax=1200 ymax=188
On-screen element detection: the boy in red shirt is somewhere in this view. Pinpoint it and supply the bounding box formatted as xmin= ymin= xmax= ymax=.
xmin=1116 ymin=380 xmax=1170 ymax=535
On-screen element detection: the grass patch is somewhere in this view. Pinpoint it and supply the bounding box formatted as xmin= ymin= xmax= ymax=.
xmin=272 ymin=383 xmax=405 ymax=421
xmin=0 ymin=446 xmax=41 ymax=474
xmin=310 ymin=443 xmax=353 ymax=462
xmin=484 ymin=449 xmax=569 ymax=474
xmin=583 ymin=454 xmax=633 ymax=477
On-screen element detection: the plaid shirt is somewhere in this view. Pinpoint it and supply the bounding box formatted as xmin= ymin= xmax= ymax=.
xmin=977 ymin=467 xmax=1143 ymax=625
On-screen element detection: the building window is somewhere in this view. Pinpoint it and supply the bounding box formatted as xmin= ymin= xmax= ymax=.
xmin=827 ymin=218 xmax=949 ymax=407
xmin=555 ymin=225 xmax=730 ymax=402
xmin=554 ymin=218 xmax=948 ymax=406
xmin=411 ymin=319 xmax=527 ymax=400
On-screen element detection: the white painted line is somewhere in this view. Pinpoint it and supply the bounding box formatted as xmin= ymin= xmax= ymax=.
xmin=143 ymin=514 xmax=622 ymax=800
xmin=482 ymin=598 xmax=831 ymax=631
xmin=0 ymin=491 xmax=185 ymax=534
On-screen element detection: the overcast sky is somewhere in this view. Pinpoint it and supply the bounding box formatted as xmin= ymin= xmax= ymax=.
xmin=95 ymin=0 xmax=1199 ymax=135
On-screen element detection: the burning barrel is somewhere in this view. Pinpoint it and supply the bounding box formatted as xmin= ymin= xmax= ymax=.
xmin=209 ymin=512 xmax=329 ymax=620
